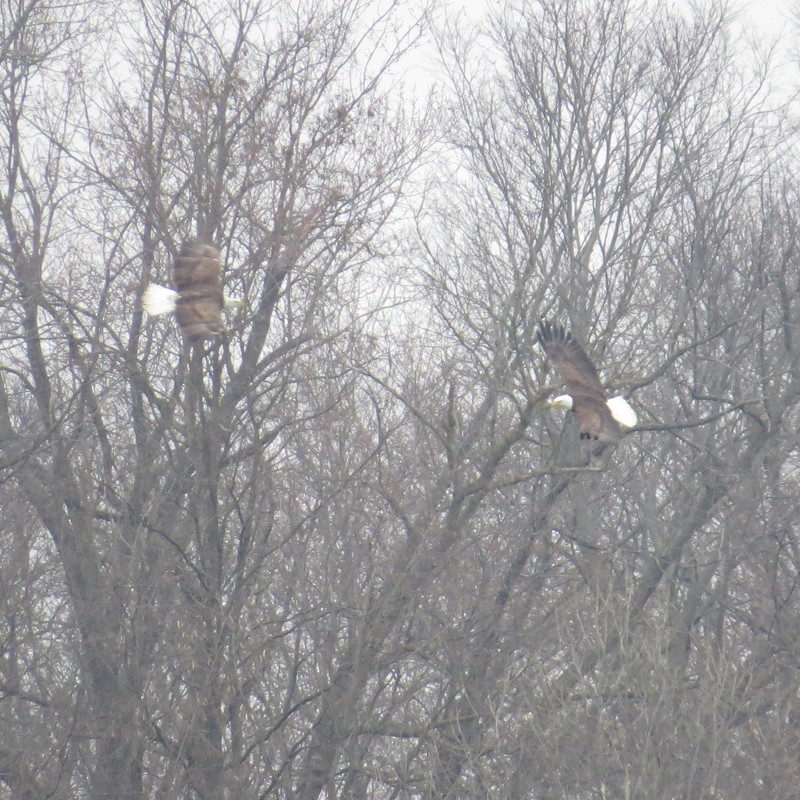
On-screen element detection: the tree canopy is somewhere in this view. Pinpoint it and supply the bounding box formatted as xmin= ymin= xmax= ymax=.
xmin=1 ymin=1 xmax=799 ymax=798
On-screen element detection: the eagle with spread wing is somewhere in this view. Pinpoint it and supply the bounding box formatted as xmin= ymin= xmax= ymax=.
xmin=537 ymin=320 xmax=637 ymax=444
xmin=142 ymin=241 xmax=244 ymax=340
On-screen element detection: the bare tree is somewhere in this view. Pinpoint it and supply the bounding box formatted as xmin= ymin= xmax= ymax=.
xmin=2 ymin=0 xmax=800 ymax=798
xmin=0 ymin=0 xmax=431 ymax=797
xmin=367 ymin=1 xmax=800 ymax=798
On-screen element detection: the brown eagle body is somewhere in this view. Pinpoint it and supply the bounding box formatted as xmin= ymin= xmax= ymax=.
xmin=537 ymin=320 xmax=623 ymax=444
xmin=172 ymin=242 xmax=225 ymax=340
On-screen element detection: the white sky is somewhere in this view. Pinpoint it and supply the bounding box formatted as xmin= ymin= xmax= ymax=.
xmin=734 ymin=0 xmax=795 ymax=56
xmin=728 ymin=0 xmax=797 ymax=98
xmin=740 ymin=0 xmax=794 ymax=36
xmin=444 ymin=0 xmax=795 ymax=32
xmin=408 ymin=0 xmax=799 ymax=99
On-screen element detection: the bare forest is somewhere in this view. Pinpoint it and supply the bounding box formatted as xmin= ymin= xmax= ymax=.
xmin=1 ymin=0 xmax=799 ymax=797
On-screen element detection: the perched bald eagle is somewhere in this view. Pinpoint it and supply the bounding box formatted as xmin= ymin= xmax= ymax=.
xmin=537 ymin=320 xmax=637 ymax=444
xmin=142 ymin=241 xmax=244 ymax=340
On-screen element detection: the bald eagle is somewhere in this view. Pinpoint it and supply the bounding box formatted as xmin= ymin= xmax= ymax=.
xmin=142 ymin=241 xmax=244 ymax=340
xmin=537 ymin=320 xmax=637 ymax=444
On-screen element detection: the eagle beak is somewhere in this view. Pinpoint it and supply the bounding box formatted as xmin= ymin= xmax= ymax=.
xmin=548 ymin=394 xmax=574 ymax=411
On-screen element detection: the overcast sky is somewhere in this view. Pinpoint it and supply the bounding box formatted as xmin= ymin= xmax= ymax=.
xmin=410 ymin=0 xmax=799 ymax=99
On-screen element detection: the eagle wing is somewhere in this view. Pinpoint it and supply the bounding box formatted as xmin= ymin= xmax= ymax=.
xmin=537 ymin=320 xmax=622 ymax=443
xmin=172 ymin=241 xmax=225 ymax=340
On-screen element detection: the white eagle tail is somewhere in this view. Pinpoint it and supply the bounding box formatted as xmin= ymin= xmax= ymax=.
xmin=142 ymin=283 xmax=179 ymax=316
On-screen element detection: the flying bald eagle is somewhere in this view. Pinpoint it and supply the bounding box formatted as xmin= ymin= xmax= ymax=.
xmin=537 ymin=320 xmax=637 ymax=444
xmin=142 ymin=241 xmax=244 ymax=340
